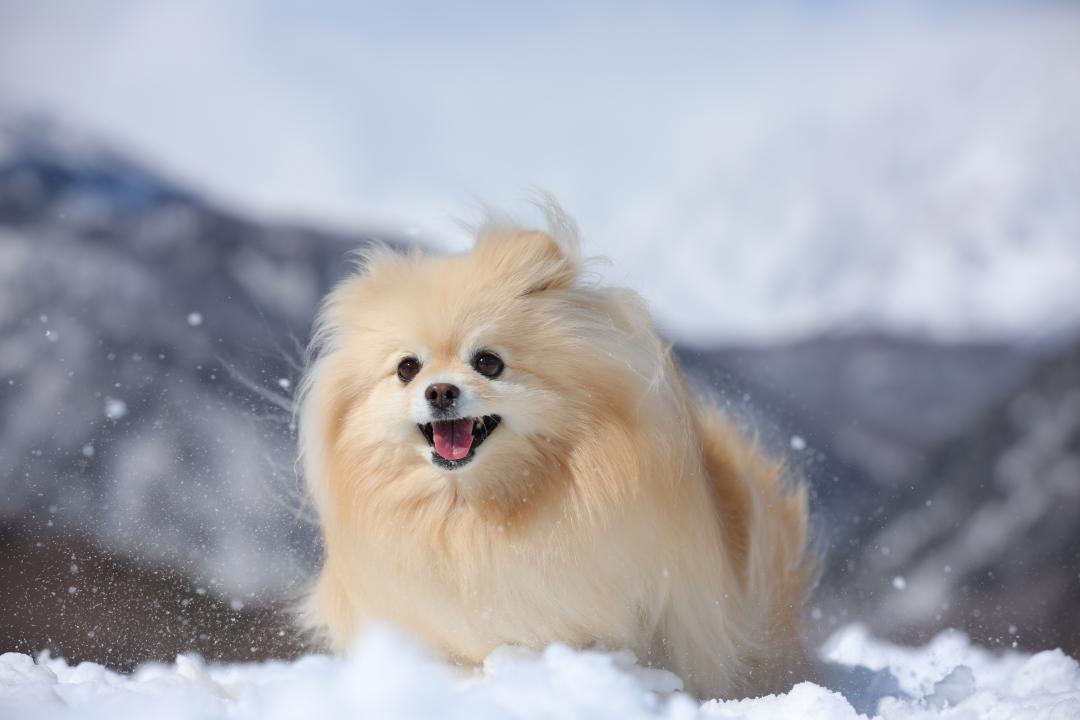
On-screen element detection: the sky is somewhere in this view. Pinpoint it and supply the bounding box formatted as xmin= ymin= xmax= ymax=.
xmin=1 ymin=1 xmax=1079 ymax=343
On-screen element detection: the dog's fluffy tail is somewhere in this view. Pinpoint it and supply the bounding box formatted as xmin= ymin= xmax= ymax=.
xmin=698 ymin=408 xmax=817 ymax=692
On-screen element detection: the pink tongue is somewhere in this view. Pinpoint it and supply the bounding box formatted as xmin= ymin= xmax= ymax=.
xmin=432 ymin=418 xmax=475 ymax=460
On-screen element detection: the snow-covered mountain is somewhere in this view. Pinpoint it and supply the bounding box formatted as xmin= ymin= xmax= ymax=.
xmin=817 ymin=337 xmax=1080 ymax=660
xmin=4 ymin=3 xmax=1079 ymax=345
xmin=0 ymin=112 xmax=403 ymax=603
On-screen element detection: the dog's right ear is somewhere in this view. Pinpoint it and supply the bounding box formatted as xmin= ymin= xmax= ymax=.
xmin=475 ymin=228 xmax=581 ymax=296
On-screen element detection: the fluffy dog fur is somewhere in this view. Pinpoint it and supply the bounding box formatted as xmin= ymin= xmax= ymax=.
xmin=298 ymin=205 xmax=814 ymax=699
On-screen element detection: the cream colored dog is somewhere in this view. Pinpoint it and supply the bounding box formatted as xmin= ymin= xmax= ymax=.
xmin=298 ymin=205 xmax=813 ymax=699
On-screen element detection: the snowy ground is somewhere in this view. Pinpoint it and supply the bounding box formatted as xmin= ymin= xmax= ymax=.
xmin=2 ymin=624 xmax=1077 ymax=719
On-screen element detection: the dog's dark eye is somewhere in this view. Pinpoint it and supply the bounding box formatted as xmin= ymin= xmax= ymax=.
xmin=472 ymin=351 xmax=504 ymax=379
xmin=397 ymin=357 xmax=421 ymax=383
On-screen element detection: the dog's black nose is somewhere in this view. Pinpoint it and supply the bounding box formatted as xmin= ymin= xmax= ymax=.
xmin=425 ymin=383 xmax=460 ymax=410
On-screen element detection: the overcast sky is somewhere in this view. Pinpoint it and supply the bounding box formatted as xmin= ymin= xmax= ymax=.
xmin=2 ymin=1 xmax=1079 ymax=342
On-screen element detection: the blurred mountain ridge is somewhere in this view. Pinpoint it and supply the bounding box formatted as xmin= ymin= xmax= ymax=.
xmin=0 ymin=111 xmax=198 ymax=220
xmin=0 ymin=110 xmax=403 ymax=603
xmin=815 ymin=336 xmax=1080 ymax=658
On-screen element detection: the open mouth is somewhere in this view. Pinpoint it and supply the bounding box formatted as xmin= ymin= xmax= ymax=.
xmin=418 ymin=415 xmax=501 ymax=470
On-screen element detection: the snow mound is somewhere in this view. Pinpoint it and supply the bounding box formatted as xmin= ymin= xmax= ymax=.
xmin=2 ymin=624 xmax=1078 ymax=719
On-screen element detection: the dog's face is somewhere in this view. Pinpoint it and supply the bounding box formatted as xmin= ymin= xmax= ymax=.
xmin=373 ymin=291 xmax=561 ymax=476
xmin=402 ymin=350 xmax=506 ymax=472
xmin=304 ymin=223 xmax=669 ymax=517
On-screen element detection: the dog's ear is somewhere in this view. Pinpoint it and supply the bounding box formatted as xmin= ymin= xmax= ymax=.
xmin=475 ymin=229 xmax=580 ymax=296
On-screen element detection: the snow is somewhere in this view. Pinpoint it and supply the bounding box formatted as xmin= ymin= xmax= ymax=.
xmin=102 ymin=397 xmax=127 ymax=420
xmin=2 ymin=625 xmax=1077 ymax=719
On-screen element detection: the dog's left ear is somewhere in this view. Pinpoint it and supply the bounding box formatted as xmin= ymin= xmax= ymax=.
xmin=475 ymin=229 xmax=580 ymax=296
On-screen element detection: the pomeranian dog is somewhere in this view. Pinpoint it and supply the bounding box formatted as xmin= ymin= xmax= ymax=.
xmin=298 ymin=203 xmax=814 ymax=699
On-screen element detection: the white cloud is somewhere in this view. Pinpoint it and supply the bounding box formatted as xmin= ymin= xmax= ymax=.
xmin=2 ymin=1 xmax=1079 ymax=342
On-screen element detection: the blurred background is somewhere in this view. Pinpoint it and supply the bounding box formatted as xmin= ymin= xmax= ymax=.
xmin=1 ymin=0 xmax=1078 ymax=669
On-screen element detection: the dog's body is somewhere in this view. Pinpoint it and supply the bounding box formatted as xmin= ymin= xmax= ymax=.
xmin=298 ymin=207 xmax=813 ymax=699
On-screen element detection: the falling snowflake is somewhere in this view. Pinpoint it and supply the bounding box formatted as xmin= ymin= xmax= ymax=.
xmin=104 ymin=397 xmax=127 ymax=420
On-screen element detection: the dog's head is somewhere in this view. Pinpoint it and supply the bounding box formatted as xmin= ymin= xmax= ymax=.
xmin=300 ymin=208 xmax=673 ymax=517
